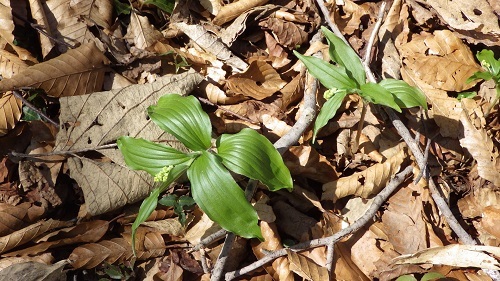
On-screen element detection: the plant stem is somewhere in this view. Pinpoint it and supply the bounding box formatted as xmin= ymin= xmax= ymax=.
xmin=352 ymin=100 xmax=367 ymax=153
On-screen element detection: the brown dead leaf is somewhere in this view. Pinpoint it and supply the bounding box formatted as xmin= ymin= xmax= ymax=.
xmin=287 ymin=249 xmax=329 ymax=281
xmin=251 ymin=221 xmax=293 ymax=281
xmin=0 ymin=93 xmax=22 ymax=137
xmin=0 ymin=219 xmax=72 ymax=255
xmin=336 ymin=0 xmax=373 ymax=36
xmin=283 ymin=145 xmax=338 ymax=183
xmin=0 ymin=252 xmax=53 ymax=272
xmin=141 ymin=218 xmax=184 ymax=237
xmin=198 ymin=81 xmax=247 ymax=105
xmin=0 ymin=43 xmax=108 ymax=97
xmin=273 ymin=201 xmax=317 ymax=241
xmin=218 ymin=100 xmax=284 ymax=124
xmin=0 ymin=202 xmax=45 ymax=237
xmin=259 ymin=18 xmax=308 ymax=48
xmin=322 ymin=148 xmax=407 ymax=202
xmin=226 ymin=60 xmax=286 ymax=100
xmin=127 ymin=12 xmax=163 ymax=50
xmin=213 ymin=0 xmax=268 ymax=26
xmin=398 ymin=30 xmax=481 ymax=92
xmin=0 ymin=49 xmax=30 ymax=79
xmin=459 ymin=108 xmax=500 ymax=187
xmin=69 ymin=234 xmax=165 ymax=269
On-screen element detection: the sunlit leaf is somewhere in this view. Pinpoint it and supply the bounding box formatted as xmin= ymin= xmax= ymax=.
xmin=217 ymin=128 xmax=293 ymax=191
xmin=313 ymin=90 xmax=348 ymax=142
xmin=466 ymin=70 xmax=493 ymax=83
xmin=294 ymin=51 xmax=357 ymax=90
xmin=360 ymin=82 xmax=401 ymax=112
xmin=321 ymin=26 xmax=365 ymax=86
xmin=117 ymin=136 xmax=195 ymax=176
xmin=187 ymin=151 xmax=263 ymax=239
xmin=379 ymin=79 xmax=428 ymax=110
xmin=148 ymin=95 xmax=212 ymax=151
xmin=143 ymin=0 xmax=175 ymax=13
xmin=476 ymin=49 xmax=500 ymax=77
xmin=457 ymin=91 xmax=477 ymax=100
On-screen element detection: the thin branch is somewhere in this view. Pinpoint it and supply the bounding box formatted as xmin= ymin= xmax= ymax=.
xmin=210 ymin=232 xmax=236 ymax=281
xmin=12 ymin=90 xmax=59 ymax=127
xmin=225 ymin=165 xmax=413 ymax=280
xmin=362 ymin=1 xmax=387 ymax=82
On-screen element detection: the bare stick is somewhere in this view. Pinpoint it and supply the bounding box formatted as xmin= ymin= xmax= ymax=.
xmin=362 ymin=1 xmax=387 ymax=82
xmin=210 ymin=232 xmax=236 ymax=281
xmin=12 ymin=90 xmax=59 ymax=127
xmin=225 ymin=165 xmax=413 ymax=280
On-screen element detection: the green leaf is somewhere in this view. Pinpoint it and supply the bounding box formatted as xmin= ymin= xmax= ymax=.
xmin=294 ymin=51 xmax=358 ymax=90
xmin=148 ymin=95 xmax=212 ymax=151
xmin=360 ymin=82 xmax=402 ymax=112
xmin=457 ymin=91 xmax=477 ymax=100
xmin=378 ymin=79 xmax=428 ymax=110
xmin=22 ymin=106 xmax=42 ymax=121
xmin=187 ymin=151 xmax=263 ymax=239
xmin=421 ymin=272 xmax=447 ymax=281
xmin=321 ymin=26 xmax=365 ymax=86
xmin=476 ymin=49 xmax=500 ymax=77
xmin=216 ymin=128 xmax=293 ymax=191
xmin=313 ymin=90 xmax=348 ymax=142
xmin=466 ymin=70 xmax=494 ymax=83
xmin=143 ymin=0 xmax=175 ymax=13
xmin=131 ymin=164 xmax=189 ymax=255
xmin=178 ymin=195 xmax=195 ymax=207
xmin=117 ymin=136 xmax=194 ymax=176
xmin=113 ymin=0 xmax=131 ymax=15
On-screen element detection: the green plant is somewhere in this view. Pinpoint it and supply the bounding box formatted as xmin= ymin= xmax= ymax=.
xmin=117 ymin=94 xmax=293 ymax=254
xmin=158 ymin=194 xmax=195 ymax=225
xmin=294 ymin=26 xmax=427 ymax=144
xmin=467 ymin=49 xmax=500 ymax=116
xmin=396 ymin=272 xmax=448 ymax=281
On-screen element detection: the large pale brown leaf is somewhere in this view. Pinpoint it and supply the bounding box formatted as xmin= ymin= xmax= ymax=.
xmin=398 ymin=30 xmax=481 ymax=92
xmin=0 ymin=43 xmax=108 ymax=97
xmin=0 ymin=93 xmax=22 ymax=136
xmin=0 ymin=219 xmax=72 ymax=255
xmin=459 ymin=108 xmax=500 ymax=187
xmin=226 ymin=60 xmax=286 ymax=100
xmin=0 ymin=260 xmax=67 ymax=281
xmin=322 ymin=148 xmax=407 ymax=202
xmin=69 ymin=233 xmax=165 ymax=269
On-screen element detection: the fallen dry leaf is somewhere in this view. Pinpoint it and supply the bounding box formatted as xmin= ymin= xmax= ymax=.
xmin=127 ymin=12 xmax=163 ymax=50
xmin=0 ymin=43 xmax=108 ymax=97
xmin=0 ymin=260 xmax=67 ymax=281
xmin=287 ymin=249 xmax=329 ymax=281
xmin=0 ymin=93 xmax=22 ymax=136
xmin=213 ymin=0 xmax=268 ymax=25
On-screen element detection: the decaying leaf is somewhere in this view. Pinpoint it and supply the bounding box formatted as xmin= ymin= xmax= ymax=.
xmin=127 ymin=12 xmax=163 ymax=50
xmin=392 ymin=244 xmax=500 ymax=270
xmin=0 ymin=49 xmax=30 ymax=79
xmin=212 ymin=0 xmax=268 ymax=26
xmin=459 ymin=108 xmax=500 ymax=187
xmin=0 ymin=202 xmax=44 ymax=236
xmin=0 ymin=43 xmax=108 ymax=97
xmin=0 ymin=93 xmax=22 ymax=137
xmin=259 ymin=18 xmax=309 ymax=48
xmin=0 ymin=260 xmax=67 ymax=281
xmin=226 ymin=60 xmax=286 ymax=100
xmin=322 ymin=148 xmax=407 ymax=202
xmin=398 ymin=30 xmax=481 ymax=92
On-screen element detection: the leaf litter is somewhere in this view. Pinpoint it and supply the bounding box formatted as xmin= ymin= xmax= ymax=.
xmin=0 ymin=0 xmax=498 ymax=280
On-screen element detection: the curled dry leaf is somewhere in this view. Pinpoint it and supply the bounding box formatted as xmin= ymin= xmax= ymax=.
xmin=212 ymin=0 xmax=268 ymax=26
xmin=322 ymin=148 xmax=407 ymax=202
xmin=69 ymin=234 xmax=165 ymax=269
xmin=459 ymin=108 xmax=500 ymax=187
xmin=392 ymin=244 xmax=500 ymax=270
xmin=0 ymin=92 xmax=22 ymax=137
xmin=199 ymin=81 xmax=246 ymax=105
xmin=283 ymin=145 xmax=338 ymax=184
xmin=0 ymin=43 xmax=108 ymax=97
xmin=398 ymin=30 xmax=481 ymax=92
xmin=287 ymin=249 xmax=329 ymax=281
xmin=226 ymin=60 xmax=286 ymax=100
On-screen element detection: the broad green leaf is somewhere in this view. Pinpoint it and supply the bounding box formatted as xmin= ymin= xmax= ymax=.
xmin=113 ymin=0 xmax=131 ymax=15
xmin=321 ymin=26 xmax=365 ymax=86
xmin=476 ymin=49 xmax=500 ymax=77
xmin=158 ymin=194 xmax=177 ymax=206
xmin=216 ymin=128 xmax=293 ymax=191
xmin=379 ymin=79 xmax=428 ymax=110
xmin=148 ymin=95 xmax=212 ymax=151
xmin=313 ymin=90 xmax=348 ymax=142
xmin=466 ymin=70 xmax=494 ymax=83
xmin=131 ymin=164 xmax=190 ymax=255
xmin=187 ymin=151 xmax=262 ymax=239
xmin=360 ymin=82 xmax=402 ymax=112
xmin=117 ymin=136 xmax=195 ymax=176
xmin=294 ymin=51 xmax=357 ymax=90
xmin=143 ymin=0 xmax=175 ymax=13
